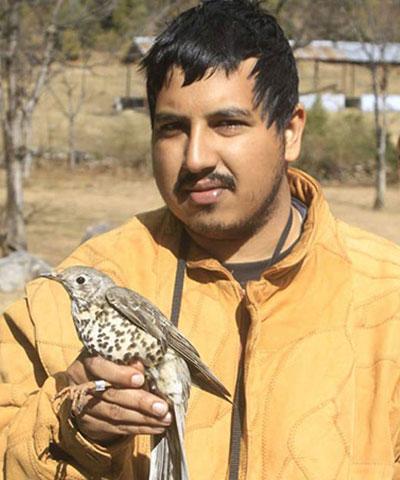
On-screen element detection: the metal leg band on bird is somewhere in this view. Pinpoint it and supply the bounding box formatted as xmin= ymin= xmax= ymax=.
xmin=94 ymin=379 xmax=108 ymax=392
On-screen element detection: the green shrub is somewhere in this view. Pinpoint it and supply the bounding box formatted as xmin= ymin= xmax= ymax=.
xmin=296 ymin=99 xmax=397 ymax=184
xmin=61 ymin=30 xmax=82 ymax=61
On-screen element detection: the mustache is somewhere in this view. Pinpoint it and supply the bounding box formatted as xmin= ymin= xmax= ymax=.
xmin=174 ymin=171 xmax=236 ymax=194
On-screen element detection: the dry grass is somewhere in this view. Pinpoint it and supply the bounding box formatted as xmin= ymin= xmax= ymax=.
xmin=324 ymin=184 xmax=400 ymax=243
xmin=18 ymin=169 xmax=163 ymax=266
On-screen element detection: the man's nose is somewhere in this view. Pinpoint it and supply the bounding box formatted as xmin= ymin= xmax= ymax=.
xmin=183 ymin=126 xmax=218 ymax=173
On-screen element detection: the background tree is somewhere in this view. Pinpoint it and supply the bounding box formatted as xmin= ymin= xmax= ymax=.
xmin=98 ymin=0 xmax=196 ymax=40
xmin=0 ymin=0 xmax=115 ymax=254
xmin=264 ymin=0 xmax=347 ymax=46
xmin=49 ymin=64 xmax=92 ymax=169
xmin=341 ymin=0 xmax=400 ymax=209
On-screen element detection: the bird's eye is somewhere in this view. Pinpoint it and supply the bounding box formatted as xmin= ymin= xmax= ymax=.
xmin=76 ymin=276 xmax=86 ymax=285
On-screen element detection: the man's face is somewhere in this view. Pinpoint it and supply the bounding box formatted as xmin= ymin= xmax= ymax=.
xmin=152 ymin=58 xmax=300 ymax=240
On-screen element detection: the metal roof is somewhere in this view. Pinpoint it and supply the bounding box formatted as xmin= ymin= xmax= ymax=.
xmin=294 ymin=40 xmax=400 ymax=65
xmin=132 ymin=36 xmax=155 ymax=56
xmin=123 ymin=36 xmax=155 ymax=63
xmin=126 ymin=37 xmax=400 ymax=66
xmin=300 ymin=93 xmax=400 ymax=112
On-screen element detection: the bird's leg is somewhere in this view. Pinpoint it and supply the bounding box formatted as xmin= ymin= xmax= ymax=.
xmin=55 ymin=380 xmax=112 ymax=416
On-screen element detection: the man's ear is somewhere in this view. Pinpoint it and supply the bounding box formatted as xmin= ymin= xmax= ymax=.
xmin=284 ymin=104 xmax=306 ymax=163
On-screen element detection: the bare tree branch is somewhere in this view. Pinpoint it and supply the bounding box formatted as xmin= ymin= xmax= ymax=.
xmin=0 ymin=0 xmax=117 ymax=252
xmin=24 ymin=0 xmax=64 ymax=117
xmin=340 ymin=0 xmax=400 ymax=209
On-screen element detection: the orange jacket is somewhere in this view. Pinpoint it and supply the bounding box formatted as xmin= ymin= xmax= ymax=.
xmin=1 ymin=169 xmax=400 ymax=479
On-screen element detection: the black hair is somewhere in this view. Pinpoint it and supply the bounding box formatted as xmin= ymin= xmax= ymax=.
xmin=141 ymin=0 xmax=299 ymax=133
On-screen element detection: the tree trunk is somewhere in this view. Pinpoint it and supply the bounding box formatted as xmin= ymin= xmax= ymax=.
xmin=68 ymin=115 xmax=77 ymax=169
xmin=397 ymin=135 xmax=400 ymax=186
xmin=23 ymin=149 xmax=33 ymax=179
xmin=1 ymin=1 xmax=27 ymax=253
xmin=373 ymin=124 xmax=386 ymax=209
xmin=22 ymin=115 xmax=34 ymax=179
xmin=371 ymin=63 xmax=388 ymax=210
xmin=3 ymin=119 xmax=27 ymax=252
xmin=126 ymin=65 xmax=131 ymax=97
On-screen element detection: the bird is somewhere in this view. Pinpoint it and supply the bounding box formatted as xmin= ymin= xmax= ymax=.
xmin=42 ymin=265 xmax=231 ymax=480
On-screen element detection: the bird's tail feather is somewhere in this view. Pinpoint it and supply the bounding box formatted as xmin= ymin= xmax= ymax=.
xmin=189 ymin=363 xmax=232 ymax=404
xmin=149 ymin=403 xmax=189 ymax=480
xmin=149 ymin=434 xmax=171 ymax=479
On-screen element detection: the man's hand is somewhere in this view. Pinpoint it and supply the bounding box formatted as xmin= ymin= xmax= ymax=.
xmin=64 ymin=353 xmax=172 ymax=445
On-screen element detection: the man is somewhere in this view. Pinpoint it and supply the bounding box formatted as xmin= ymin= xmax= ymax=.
xmin=1 ymin=0 xmax=400 ymax=478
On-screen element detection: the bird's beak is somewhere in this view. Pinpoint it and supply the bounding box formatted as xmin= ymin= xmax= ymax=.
xmin=39 ymin=270 xmax=60 ymax=281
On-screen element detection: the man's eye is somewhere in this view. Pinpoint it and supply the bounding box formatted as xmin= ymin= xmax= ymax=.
xmin=156 ymin=123 xmax=182 ymax=136
xmin=215 ymin=120 xmax=246 ymax=133
xmin=163 ymin=123 xmax=180 ymax=130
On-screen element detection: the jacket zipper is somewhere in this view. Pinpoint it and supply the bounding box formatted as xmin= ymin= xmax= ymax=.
xmin=229 ymin=289 xmax=250 ymax=480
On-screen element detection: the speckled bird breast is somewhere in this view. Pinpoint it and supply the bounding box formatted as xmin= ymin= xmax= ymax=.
xmin=72 ymin=302 xmax=165 ymax=367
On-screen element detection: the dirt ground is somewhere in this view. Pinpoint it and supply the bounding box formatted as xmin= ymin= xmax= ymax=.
xmin=1 ymin=168 xmax=399 ymax=312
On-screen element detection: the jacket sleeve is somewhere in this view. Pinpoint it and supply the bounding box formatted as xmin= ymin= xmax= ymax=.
xmin=0 ymin=297 xmax=134 ymax=479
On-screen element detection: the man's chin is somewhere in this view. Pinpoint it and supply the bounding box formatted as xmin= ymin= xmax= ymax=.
xmin=184 ymin=217 xmax=262 ymax=241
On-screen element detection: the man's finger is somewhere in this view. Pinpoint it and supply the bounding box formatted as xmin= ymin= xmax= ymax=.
xmin=82 ymin=355 xmax=146 ymax=388
xmin=95 ymin=387 xmax=170 ymax=418
xmin=74 ymin=414 xmax=167 ymax=442
xmin=82 ymin=395 xmax=172 ymax=427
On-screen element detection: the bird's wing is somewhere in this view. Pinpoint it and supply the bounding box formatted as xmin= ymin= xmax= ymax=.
xmin=106 ymin=286 xmax=231 ymax=402
xmin=106 ymin=286 xmax=168 ymax=351
xmin=106 ymin=286 xmax=200 ymax=355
